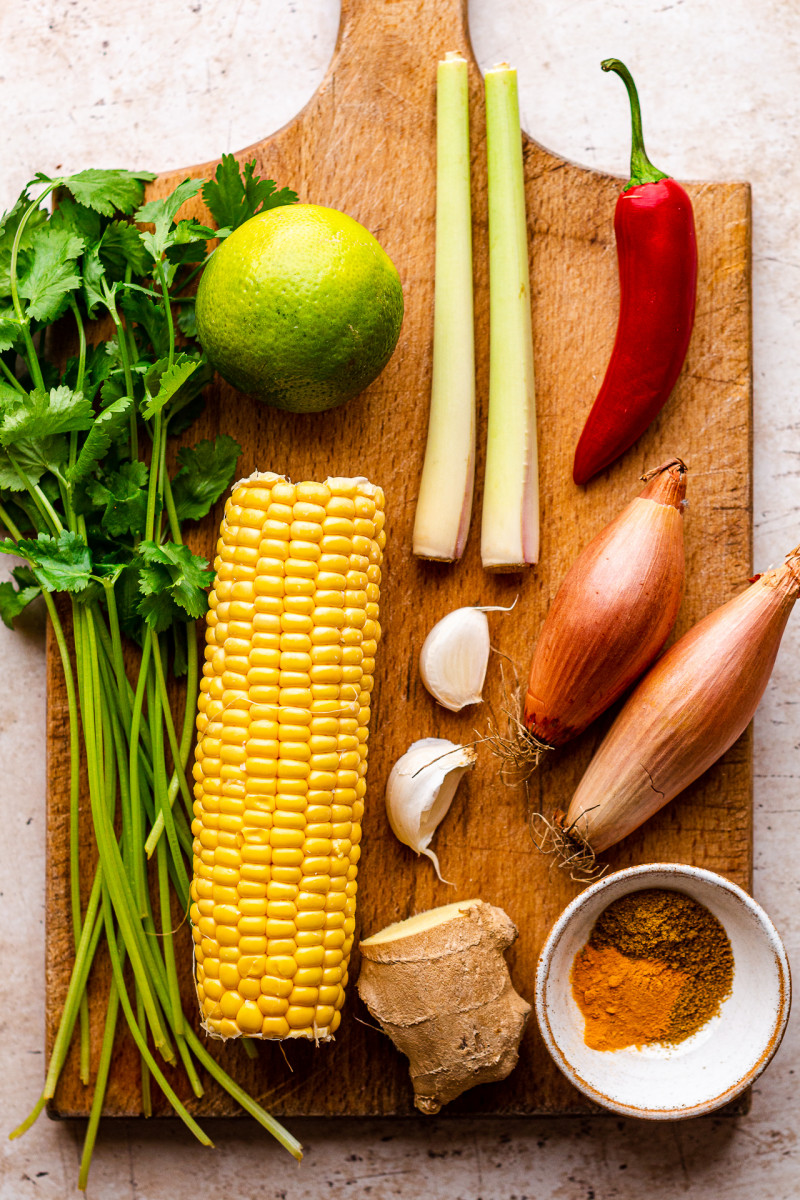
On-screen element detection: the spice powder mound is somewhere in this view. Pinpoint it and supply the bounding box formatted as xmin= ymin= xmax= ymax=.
xmin=571 ymin=888 xmax=734 ymax=1051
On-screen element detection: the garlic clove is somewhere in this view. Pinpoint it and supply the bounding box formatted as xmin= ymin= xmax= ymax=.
xmin=419 ymin=607 xmax=491 ymax=712
xmin=385 ymin=738 xmax=477 ymax=883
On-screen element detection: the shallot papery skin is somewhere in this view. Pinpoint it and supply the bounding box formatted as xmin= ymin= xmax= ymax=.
xmin=523 ymin=459 xmax=687 ymax=747
xmin=566 ymin=548 xmax=800 ymax=853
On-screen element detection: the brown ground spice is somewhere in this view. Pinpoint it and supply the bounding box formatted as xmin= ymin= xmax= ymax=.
xmin=573 ymin=888 xmax=734 ymax=1049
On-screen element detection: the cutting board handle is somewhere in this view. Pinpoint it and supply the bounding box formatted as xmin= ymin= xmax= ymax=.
xmin=334 ymin=0 xmax=476 ymax=78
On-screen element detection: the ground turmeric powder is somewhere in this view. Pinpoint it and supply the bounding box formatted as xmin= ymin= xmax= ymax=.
xmin=572 ymin=943 xmax=687 ymax=1050
xmin=571 ymin=888 xmax=733 ymax=1051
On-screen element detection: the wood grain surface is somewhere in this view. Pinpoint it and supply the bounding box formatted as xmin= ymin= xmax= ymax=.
xmin=46 ymin=0 xmax=752 ymax=1118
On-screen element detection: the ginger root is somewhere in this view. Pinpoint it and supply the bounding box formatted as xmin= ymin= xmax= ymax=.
xmin=357 ymin=899 xmax=530 ymax=1113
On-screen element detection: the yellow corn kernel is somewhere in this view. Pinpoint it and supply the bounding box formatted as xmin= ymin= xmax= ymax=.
xmin=192 ymin=473 xmax=383 ymax=1041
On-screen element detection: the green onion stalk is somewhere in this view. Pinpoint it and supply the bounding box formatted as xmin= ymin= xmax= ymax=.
xmin=0 ymin=166 xmax=303 ymax=1186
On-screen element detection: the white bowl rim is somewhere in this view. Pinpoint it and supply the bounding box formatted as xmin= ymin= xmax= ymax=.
xmin=535 ymin=862 xmax=792 ymax=1119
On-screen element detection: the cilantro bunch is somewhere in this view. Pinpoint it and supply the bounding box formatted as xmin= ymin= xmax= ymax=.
xmin=1 ymin=158 xmax=302 ymax=1181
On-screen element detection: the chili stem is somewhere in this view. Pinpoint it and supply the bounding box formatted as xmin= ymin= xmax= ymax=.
xmin=601 ymin=59 xmax=668 ymax=189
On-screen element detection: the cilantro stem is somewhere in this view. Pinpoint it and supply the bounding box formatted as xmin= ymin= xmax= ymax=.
xmin=101 ymin=584 xmax=132 ymax=723
xmin=0 ymin=502 xmax=22 ymax=541
xmin=144 ymin=413 xmax=162 ymax=542
xmin=128 ymin=629 xmax=153 ymax=917
xmin=146 ymin=657 xmax=190 ymax=905
xmin=157 ymin=261 xmax=176 ymax=368
xmin=99 ymin=885 xmax=213 ymax=1148
xmin=0 ymin=507 xmax=92 ymax=1082
xmin=183 ymin=1027 xmax=303 ymax=1161
xmin=145 ymin=471 xmax=199 ymax=855
xmin=61 ymin=601 xmax=92 ymax=1084
xmin=144 ymin=628 xmax=193 ymax=856
xmin=160 ymin=475 xmax=201 ymax=775
xmin=34 ymin=484 xmax=64 ymax=534
xmin=93 ymin=614 xmax=155 ymax=765
xmin=9 ymin=872 xmax=104 ymax=1137
xmin=4 ymin=450 xmax=62 ymax=533
xmin=156 ymin=836 xmax=204 ymax=1099
xmin=94 ymin=626 xmax=163 ymax=1114
xmin=8 ymin=183 xmax=55 ymax=393
xmin=175 ymin=255 xmax=210 ymax=294
xmin=69 ymin=296 xmax=87 ymax=395
xmin=0 ymin=356 xmax=26 ymax=394
xmin=135 ymin=991 xmax=152 ymax=1118
xmin=77 ymin=974 xmax=120 ymax=1191
xmin=9 ymin=183 xmax=56 ymax=320
xmin=97 ymin=649 xmax=132 ymax=864
xmin=104 ymin=284 xmax=139 ymax=461
xmin=161 ymin=464 xmax=182 ymax=542
xmin=81 ymin=608 xmax=173 ymax=1061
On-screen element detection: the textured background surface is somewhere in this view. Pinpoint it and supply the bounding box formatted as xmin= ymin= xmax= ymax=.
xmin=0 ymin=0 xmax=798 ymax=1196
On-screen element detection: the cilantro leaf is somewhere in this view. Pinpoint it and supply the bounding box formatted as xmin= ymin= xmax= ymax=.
xmin=142 ymin=354 xmax=201 ymax=419
xmin=135 ymin=178 xmax=203 ymax=261
xmin=46 ymin=168 xmax=157 ymax=217
xmin=171 ymin=435 xmax=241 ymax=523
xmin=0 ymin=380 xmax=21 ymax=410
xmin=164 ymin=219 xmax=218 ymax=265
xmin=81 ymin=245 xmax=107 ymax=318
xmin=176 ymin=302 xmax=197 ymax=339
xmin=0 ymin=193 xmax=49 ymax=258
xmin=99 ymin=220 xmax=150 ymax=277
xmin=87 ymin=460 xmax=149 ymax=537
xmin=0 ymin=305 xmax=21 ymax=353
xmin=11 ymin=564 xmax=38 ymax=587
xmin=18 ymin=226 xmax=85 ymax=322
xmin=0 ymin=386 xmax=93 ymax=444
xmin=119 ymin=290 xmax=169 ymax=358
xmin=68 ymin=397 xmax=132 ymax=484
xmin=68 ymin=341 xmax=116 ymax=405
xmin=0 ymin=565 xmax=41 ymax=628
xmin=0 ymin=530 xmax=92 ymax=592
xmin=171 ymin=622 xmax=189 ymax=676
xmin=137 ymin=539 xmax=212 ymax=630
xmin=202 ymin=154 xmax=297 ymax=231
xmin=114 ymin=560 xmax=148 ymax=642
xmin=0 ymin=436 xmax=68 ymax=490
xmin=49 ymin=198 xmax=102 ymax=245
xmin=167 ymin=390 xmax=206 ymax=438
xmin=0 ymin=495 xmax=41 ymax=536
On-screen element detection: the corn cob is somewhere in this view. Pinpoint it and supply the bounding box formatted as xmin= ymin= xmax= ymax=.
xmin=190 ymin=472 xmax=386 ymax=1041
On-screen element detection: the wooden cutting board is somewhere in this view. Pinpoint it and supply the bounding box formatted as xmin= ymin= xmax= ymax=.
xmin=46 ymin=0 xmax=752 ymax=1118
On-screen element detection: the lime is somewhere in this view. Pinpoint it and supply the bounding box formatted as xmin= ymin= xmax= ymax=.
xmin=195 ymin=203 xmax=404 ymax=413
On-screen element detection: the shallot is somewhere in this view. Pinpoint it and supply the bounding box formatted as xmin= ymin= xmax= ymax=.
xmin=523 ymin=459 xmax=687 ymax=748
xmin=565 ymin=546 xmax=800 ymax=853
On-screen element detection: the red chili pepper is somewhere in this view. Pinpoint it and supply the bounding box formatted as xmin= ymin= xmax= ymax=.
xmin=573 ymin=60 xmax=697 ymax=486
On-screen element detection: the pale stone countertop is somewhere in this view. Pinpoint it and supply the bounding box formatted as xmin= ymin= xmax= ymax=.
xmin=1 ymin=1 xmax=798 ymax=1197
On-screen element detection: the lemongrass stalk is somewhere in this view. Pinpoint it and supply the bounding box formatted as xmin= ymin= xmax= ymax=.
xmin=413 ymin=50 xmax=476 ymax=561
xmin=481 ymin=63 xmax=539 ymax=571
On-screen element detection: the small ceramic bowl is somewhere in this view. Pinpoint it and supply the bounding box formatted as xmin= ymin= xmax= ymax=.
xmin=535 ymin=863 xmax=791 ymax=1118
